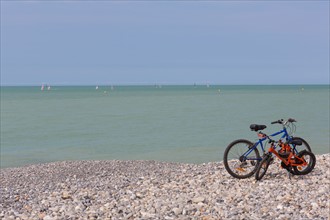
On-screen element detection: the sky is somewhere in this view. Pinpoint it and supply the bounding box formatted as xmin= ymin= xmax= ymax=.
xmin=1 ymin=1 xmax=329 ymax=85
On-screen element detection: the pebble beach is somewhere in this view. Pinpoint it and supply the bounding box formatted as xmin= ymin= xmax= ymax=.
xmin=1 ymin=154 xmax=329 ymax=220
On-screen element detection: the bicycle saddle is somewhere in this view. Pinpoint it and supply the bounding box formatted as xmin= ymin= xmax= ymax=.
xmin=287 ymin=139 xmax=302 ymax=146
xmin=250 ymin=124 xmax=267 ymax=131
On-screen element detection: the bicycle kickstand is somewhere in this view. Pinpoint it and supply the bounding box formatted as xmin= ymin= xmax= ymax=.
xmin=286 ymin=170 xmax=292 ymax=180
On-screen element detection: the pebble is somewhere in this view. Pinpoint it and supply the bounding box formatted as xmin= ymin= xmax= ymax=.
xmin=192 ymin=197 xmax=205 ymax=203
xmin=172 ymin=207 xmax=182 ymax=215
xmin=61 ymin=191 xmax=71 ymax=200
xmin=0 ymin=154 xmax=329 ymax=219
xmin=43 ymin=215 xmax=54 ymax=220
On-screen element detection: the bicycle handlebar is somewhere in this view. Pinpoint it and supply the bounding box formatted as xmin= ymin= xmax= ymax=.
xmin=288 ymin=118 xmax=297 ymax=123
xmin=271 ymin=118 xmax=296 ymax=125
xmin=271 ymin=119 xmax=283 ymax=124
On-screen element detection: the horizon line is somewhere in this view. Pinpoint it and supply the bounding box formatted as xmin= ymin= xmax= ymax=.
xmin=1 ymin=83 xmax=329 ymax=87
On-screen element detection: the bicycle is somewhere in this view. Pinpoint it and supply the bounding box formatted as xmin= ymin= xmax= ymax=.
xmin=255 ymin=134 xmax=316 ymax=180
xmin=223 ymin=118 xmax=312 ymax=179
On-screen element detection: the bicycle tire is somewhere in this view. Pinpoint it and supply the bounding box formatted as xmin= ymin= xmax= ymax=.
xmin=255 ymin=155 xmax=271 ymax=181
xmin=293 ymin=150 xmax=316 ymax=175
xmin=223 ymin=139 xmax=260 ymax=179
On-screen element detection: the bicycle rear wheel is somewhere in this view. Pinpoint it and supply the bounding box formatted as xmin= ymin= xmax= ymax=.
xmin=223 ymin=139 xmax=260 ymax=179
xmin=255 ymin=155 xmax=271 ymax=181
xmin=293 ymin=150 xmax=316 ymax=175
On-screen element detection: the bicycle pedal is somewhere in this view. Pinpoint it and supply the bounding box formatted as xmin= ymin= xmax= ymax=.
xmin=235 ymin=167 xmax=246 ymax=172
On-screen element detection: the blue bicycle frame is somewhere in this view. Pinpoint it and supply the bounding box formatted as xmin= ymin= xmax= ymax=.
xmin=242 ymin=127 xmax=292 ymax=161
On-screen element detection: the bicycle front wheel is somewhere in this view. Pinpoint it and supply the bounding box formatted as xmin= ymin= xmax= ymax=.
xmin=223 ymin=139 xmax=260 ymax=179
xmin=293 ymin=150 xmax=316 ymax=175
xmin=255 ymin=155 xmax=271 ymax=181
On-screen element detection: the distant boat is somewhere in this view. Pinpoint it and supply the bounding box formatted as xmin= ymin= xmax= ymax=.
xmin=47 ymin=85 xmax=51 ymax=91
xmin=96 ymin=86 xmax=99 ymax=90
xmin=41 ymin=84 xmax=44 ymax=91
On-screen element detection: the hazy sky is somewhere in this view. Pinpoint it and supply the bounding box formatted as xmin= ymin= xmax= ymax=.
xmin=1 ymin=1 xmax=329 ymax=85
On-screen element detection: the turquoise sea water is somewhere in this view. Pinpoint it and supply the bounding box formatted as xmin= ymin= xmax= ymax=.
xmin=1 ymin=85 xmax=329 ymax=168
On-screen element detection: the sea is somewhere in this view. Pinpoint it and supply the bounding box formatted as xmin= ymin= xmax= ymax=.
xmin=1 ymin=85 xmax=329 ymax=168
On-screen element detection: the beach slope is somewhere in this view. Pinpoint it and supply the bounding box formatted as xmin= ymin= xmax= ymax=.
xmin=1 ymin=154 xmax=329 ymax=219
